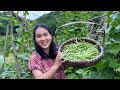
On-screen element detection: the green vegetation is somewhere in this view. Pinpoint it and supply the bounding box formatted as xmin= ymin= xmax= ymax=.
xmin=0 ymin=11 xmax=120 ymax=79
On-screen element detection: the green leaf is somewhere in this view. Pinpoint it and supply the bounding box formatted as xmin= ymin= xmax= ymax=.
xmin=114 ymin=76 xmax=120 ymax=79
xmin=76 ymin=69 xmax=83 ymax=74
xmin=105 ymin=26 xmax=112 ymax=34
xmin=111 ymin=13 xmax=120 ymax=27
xmin=114 ymin=24 xmax=120 ymax=33
xmin=106 ymin=43 xmax=120 ymax=55
xmin=5 ymin=50 xmax=10 ymax=57
xmin=17 ymin=55 xmax=29 ymax=61
xmin=111 ymin=33 xmax=120 ymax=41
xmin=67 ymin=73 xmax=79 ymax=79
xmin=0 ymin=23 xmax=3 ymax=27
xmin=100 ymin=67 xmax=115 ymax=79
xmin=24 ymin=11 xmax=29 ymax=15
xmin=65 ymin=66 xmax=73 ymax=73
xmin=107 ymin=11 xmax=112 ymax=17
xmin=107 ymin=11 xmax=112 ymax=23
xmin=109 ymin=58 xmax=120 ymax=69
xmin=115 ymin=67 xmax=120 ymax=72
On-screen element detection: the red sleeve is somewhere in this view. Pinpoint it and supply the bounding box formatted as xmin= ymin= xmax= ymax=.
xmin=28 ymin=53 xmax=42 ymax=72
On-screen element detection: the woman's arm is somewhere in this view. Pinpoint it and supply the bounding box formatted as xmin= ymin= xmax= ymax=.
xmin=32 ymin=65 xmax=59 ymax=79
xmin=32 ymin=51 xmax=64 ymax=79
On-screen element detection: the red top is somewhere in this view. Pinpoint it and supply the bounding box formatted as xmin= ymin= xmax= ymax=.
xmin=28 ymin=51 xmax=66 ymax=79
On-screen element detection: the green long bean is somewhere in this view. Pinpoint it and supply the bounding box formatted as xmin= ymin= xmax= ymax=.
xmin=62 ymin=40 xmax=99 ymax=61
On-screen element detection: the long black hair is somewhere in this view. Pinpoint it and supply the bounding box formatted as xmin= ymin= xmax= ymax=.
xmin=33 ymin=24 xmax=58 ymax=60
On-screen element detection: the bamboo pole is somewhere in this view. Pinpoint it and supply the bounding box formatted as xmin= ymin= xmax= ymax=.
xmin=8 ymin=11 xmax=22 ymax=79
xmin=0 ymin=21 xmax=9 ymax=77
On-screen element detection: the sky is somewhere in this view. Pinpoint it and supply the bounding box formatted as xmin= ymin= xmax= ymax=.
xmin=0 ymin=11 xmax=52 ymax=20
xmin=19 ymin=11 xmax=52 ymax=20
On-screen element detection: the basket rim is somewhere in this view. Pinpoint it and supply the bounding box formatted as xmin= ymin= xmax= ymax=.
xmin=59 ymin=37 xmax=104 ymax=63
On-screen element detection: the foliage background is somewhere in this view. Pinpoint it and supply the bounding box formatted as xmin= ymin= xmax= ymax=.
xmin=0 ymin=11 xmax=120 ymax=79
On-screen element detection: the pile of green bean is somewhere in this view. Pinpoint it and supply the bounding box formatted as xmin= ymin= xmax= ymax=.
xmin=62 ymin=40 xmax=99 ymax=61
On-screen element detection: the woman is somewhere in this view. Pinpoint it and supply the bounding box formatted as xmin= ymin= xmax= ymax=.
xmin=28 ymin=24 xmax=67 ymax=79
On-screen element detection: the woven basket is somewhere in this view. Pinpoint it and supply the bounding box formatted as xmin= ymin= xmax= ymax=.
xmin=59 ymin=37 xmax=104 ymax=68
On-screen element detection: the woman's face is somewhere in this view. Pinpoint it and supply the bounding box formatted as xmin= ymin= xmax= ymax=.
xmin=35 ymin=27 xmax=52 ymax=51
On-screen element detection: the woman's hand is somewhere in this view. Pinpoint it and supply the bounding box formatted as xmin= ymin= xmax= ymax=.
xmin=53 ymin=50 xmax=65 ymax=69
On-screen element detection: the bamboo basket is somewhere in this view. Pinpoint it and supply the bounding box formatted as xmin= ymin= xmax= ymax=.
xmin=55 ymin=21 xmax=105 ymax=67
xmin=59 ymin=37 xmax=104 ymax=68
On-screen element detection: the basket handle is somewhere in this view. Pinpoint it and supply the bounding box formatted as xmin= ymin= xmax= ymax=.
xmin=55 ymin=21 xmax=102 ymax=35
xmin=55 ymin=21 xmax=106 ymax=48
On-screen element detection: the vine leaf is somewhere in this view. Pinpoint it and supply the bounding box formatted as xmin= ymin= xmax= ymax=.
xmin=116 ymin=67 xmax=120 ymax=72
xmin=106 ymin=43 xmax=120 ymax=55
xmin=109 ymin=58 xmax=120 ymax=69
